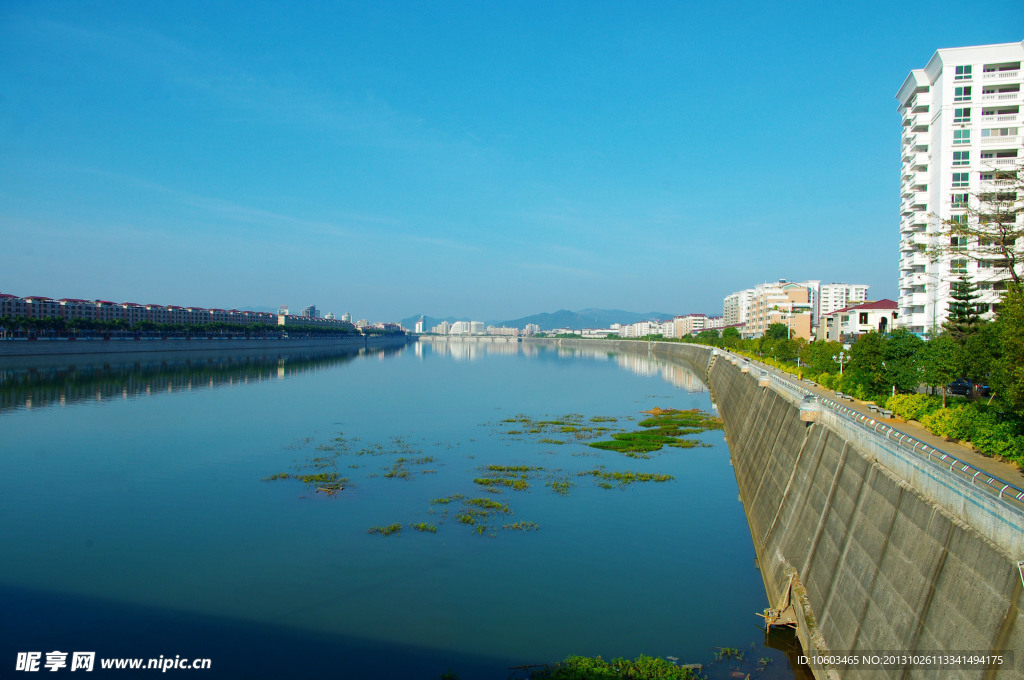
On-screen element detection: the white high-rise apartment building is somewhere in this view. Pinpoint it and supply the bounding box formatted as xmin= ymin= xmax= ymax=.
xmin=723 ymin=288 xmax=755 ymax=326
xmin=817 ymin=283 xmax=869 ymax=317
xmin=724 ymin=280 xmax=867 ymax=335
xmin=896 ymin=41 xmax=1023 ymax=335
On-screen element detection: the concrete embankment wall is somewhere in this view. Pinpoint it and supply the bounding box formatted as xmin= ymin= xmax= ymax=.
xmin=527 ymin=338 xmax=1023 ymax=679
xmin=0 ymin=335 xmax=411 ymax=368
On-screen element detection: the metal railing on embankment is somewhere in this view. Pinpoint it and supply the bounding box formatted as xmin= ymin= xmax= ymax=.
xmin=720 ymin=351 xmax=1024 ymax=517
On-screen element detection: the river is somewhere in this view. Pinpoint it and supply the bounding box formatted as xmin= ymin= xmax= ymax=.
xmin=0 ymin=339 xmax=806 ymax=679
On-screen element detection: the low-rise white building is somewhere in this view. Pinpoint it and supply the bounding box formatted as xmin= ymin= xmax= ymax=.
xmin=817 ymin=300 xmax=899 ymax=342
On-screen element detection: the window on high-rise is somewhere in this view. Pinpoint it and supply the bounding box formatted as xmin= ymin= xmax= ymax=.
xmin=955 ymin=65 xmax=972 ymax=80
xmin=953 ymin=151 xmax=970 ymax=166
xmin=951 ymin=259 xmax=968 ymax=274
xmin=953 ymin=129 xmax=971 ymax=144
xmin=951 ymin=193 xmax=969 ymax=207
xmin=952 ymin=172 xmax=970 ymax=188
xmin=982 ymin=127 xmax=1018 ymax=137
xmin=954 ymin=108 xmax=971 ymax=123
xmin=954 ymin=86 xmax=972 ymax=102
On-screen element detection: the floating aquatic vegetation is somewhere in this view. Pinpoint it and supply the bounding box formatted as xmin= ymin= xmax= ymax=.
xmin=464 ymin=498 xmax=510 ymax=513
xmin=430 ymin=494 xmax=465 ymax=505
xmin=546 ymin=478 xmax=574 ymax=495
xmin=382 ymin=455 xmax=438 ymax=480
xmin=368 ymin=523 xmax=402 ymax=536
xmin=588 ymin=408 xmax=721 ymax=458
xmin=528 ymin=654 xmax=700 ymax=679
xmin=503 ymin=521 xmax=539 ymax=531
xmin=283 ymin=436 xmax=315 ymax=450
xmin=713 ymin=647 xmax=743 ymax=662
xmin=263 ymin=456 xmax=348 ymax=493
xmin=472 ymin=464 xmax=540 ymax=492
xmin=578 ymin=469 xmax=673 ymax=487
xmin=267 ymin=407 xmax=714 ymax=538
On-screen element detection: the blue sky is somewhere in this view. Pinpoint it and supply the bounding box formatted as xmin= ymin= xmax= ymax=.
xmin=1 ymin=2 xmax=1021 ymax=323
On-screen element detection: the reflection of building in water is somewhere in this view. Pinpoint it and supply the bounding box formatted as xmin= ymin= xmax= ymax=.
xmin=0 ymin=346 xmax=404 ymax=413
xmin=607 ymin=352 xmax=707 ymax=392
xmin=615 ymin=353 xmax=660 ymax=378
xmin=660 ymin=364 xmax=708 ymax=393
xmin=484 ymin=341 xmax=519 ymax=356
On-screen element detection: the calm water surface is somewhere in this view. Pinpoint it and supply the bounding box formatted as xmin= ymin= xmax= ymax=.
xmin=0 ymin=340 xmax=804 ymax=679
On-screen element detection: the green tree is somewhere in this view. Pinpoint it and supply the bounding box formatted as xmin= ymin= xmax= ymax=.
xmin=721 ymin=326 xmax=740 ymax=348
xmin=848 ymin=332 xmax=886 ymax=397
xmin=773 ymin=338 xmax=798 ymax=362
xmin=695 ymin=329 xmax=720 ymax=342
xmin=881 ymin=328 xmax=924 ymax=394
xmin=765 ymin=323 xmax=789 ymax=341
xmin=799 ymin=340 xmax=843 ymax=375
xmin=944 ymin=276 xmax=983 ymax=340
xmin=994 ymin=283 xmax=1024 ymax=412
xmin=960 ymin=321 xmax=1000 ymax=391
xmin=921 ymin=334 xmax=963 ymax=408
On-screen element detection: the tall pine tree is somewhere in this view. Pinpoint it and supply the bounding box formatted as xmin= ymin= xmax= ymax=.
xmin=944 ymin=276 xmax=982 ymax=340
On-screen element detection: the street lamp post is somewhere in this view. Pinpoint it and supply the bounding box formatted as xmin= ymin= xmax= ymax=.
xmin=833 ymin=351 xmax=851 ymax=376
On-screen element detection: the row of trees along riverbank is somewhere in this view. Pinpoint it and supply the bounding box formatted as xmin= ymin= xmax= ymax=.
xmin=0 ymin=316 xmax=405 ymax=339
xmin=615 ymin=285 xmax=1024 ymax=470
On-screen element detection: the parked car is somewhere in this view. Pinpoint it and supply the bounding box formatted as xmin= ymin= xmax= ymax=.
xmin=947 ymin=379 xmax=991 ymax=397
xmin=947 ymin=379 xmax=972 ymax=396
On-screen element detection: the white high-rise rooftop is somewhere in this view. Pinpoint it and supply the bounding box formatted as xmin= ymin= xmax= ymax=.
xmin=896 ymin=40 xmax=1024 ymax=335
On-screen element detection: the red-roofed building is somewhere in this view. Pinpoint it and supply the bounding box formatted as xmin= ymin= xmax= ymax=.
xmin=59 ymin=298 xmax=98 ymax=320
xmin=817 ymin=299 xmax=899 ymax=342
xmin=1 ymin=293 xmax=26 ymax=318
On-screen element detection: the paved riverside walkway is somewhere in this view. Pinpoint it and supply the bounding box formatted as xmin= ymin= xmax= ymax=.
xmin=742 ymin=357 xmax=1024 ymax=489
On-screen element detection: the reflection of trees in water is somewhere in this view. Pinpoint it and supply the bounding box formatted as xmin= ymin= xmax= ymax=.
xmin=0 ymin=345 xmax=406 ymax=412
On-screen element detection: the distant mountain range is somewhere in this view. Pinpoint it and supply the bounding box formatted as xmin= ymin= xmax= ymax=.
xmin=401 ymin=309 xmax=681 ymax=332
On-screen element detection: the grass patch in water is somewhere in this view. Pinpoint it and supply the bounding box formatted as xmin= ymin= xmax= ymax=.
xmin=368 ymin=523 xmax=402 ymax=536
xmin=588 ymin=407 xmax=721 ymax=457
xmin=529 ymin=654 xmax=700 ymax=679
xmin=430 ymin=494 xmax=465 ymax=505
xmin=503 ymin=521 xmax=539 ymax=531
xmin=464 ymin=498 xmax=510 ymax=513
xmin=578 ymin=469 xmax=673 ymax=487
xmin=546 ymin=478 xmax=574 ymax=495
